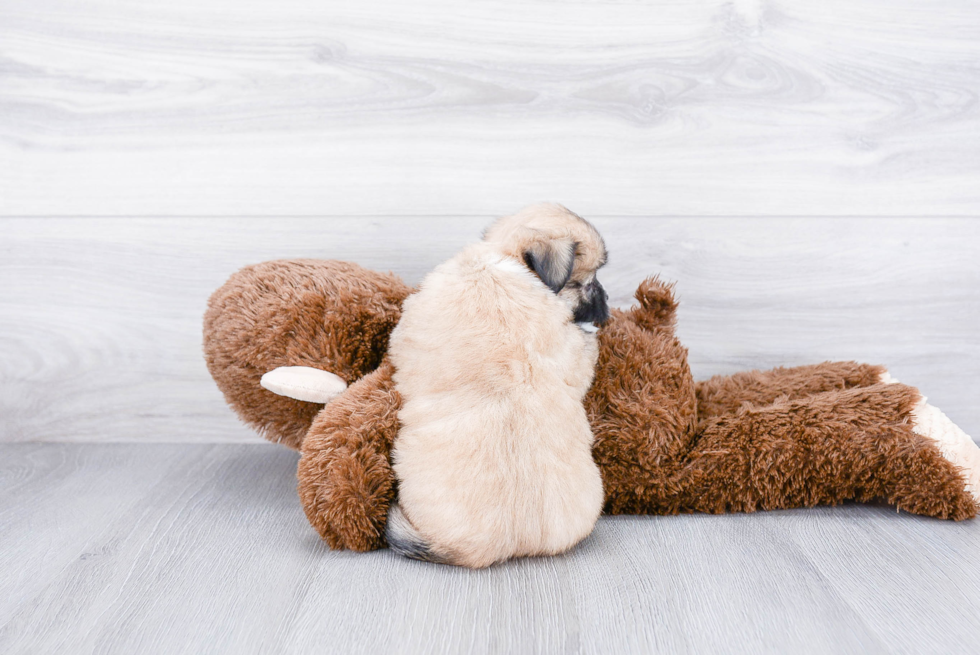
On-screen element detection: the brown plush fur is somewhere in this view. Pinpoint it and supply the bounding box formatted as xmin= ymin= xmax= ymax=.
xmin=297 ymin=362 xmax=400 ymax=551
xmin=203 ymin=260 xmax=410 ymax=450
xmin=203 ymin=260 xmax=979 ymax=552
xmin=695 ymin=361 xmax=887 ymax=422
xmin=680 ymin=386 xmax=976 ymax=520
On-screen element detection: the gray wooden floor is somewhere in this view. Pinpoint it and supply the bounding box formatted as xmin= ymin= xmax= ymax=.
xmin=3 ymin=443 xmax=980 ymax=655
xmin=3 ymin=0 xmax=980 ymax=652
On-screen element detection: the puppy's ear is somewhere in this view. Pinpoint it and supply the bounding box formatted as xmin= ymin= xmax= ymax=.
xmin=523 ymin=238 xmax=576 ymax=293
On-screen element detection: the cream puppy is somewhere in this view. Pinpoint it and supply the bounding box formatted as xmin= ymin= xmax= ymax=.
xmin=385 ymin=203 xmax=609 ymax=568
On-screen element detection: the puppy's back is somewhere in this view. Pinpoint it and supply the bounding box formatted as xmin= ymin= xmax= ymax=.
xmin=387 ymin=243 xmax=603 ymax=568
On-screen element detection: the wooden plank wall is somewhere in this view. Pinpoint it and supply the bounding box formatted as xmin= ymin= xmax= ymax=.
xmin=3 ymin=3 xmax=980 ymax=653
xmin=2 ymin=0 xmax=978 ymax=443
xmin=3 ymin=217 xmax=977 ymax=443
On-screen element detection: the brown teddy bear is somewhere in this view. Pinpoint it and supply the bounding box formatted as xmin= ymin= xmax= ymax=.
xmin=203 ymin=259 xmax=980 ymax=552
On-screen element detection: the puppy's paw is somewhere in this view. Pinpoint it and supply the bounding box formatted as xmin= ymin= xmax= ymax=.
xmin=260 ymin=366 xmax=348 ymax=404
xmin=911 ymin=400 xmax=980 ymax=503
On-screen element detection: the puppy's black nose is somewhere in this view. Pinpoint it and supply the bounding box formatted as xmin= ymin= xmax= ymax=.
xmin=592 ymin=282 xmax=610 ymax=324
xmin=574 ymin=279 xmax=610 ymax=325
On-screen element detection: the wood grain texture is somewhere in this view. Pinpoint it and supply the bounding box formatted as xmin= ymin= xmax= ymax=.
xmin=2 ymin=0 xmax=980 ymax=216
xmin=1 ymin=443 xmax=979 ymax=654
xmin=2 ymin=216 xmax=978 ymax=444
xmin=3 ymin=2 xmax=979 ymax=651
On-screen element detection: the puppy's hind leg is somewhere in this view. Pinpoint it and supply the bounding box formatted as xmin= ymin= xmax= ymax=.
xmin=385 ymin=504 xmax=447 ymax=564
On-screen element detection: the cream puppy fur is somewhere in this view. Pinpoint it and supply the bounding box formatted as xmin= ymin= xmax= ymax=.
xmin=386 ymin=203 xmax=609 ymax=568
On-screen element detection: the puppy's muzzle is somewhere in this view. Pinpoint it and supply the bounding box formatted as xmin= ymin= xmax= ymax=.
xmin=573 ymin=279 xmax=609 ymax=325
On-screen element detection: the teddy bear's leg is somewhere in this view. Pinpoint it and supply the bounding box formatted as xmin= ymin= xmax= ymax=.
xmin=909 ymin=400 xmax=980 ymax=501
xmin=695 ymin=362 xmax=887 ymax=421
xmin=877 ymin=373 xmax=980 ymax=496
xmin=674 ymin=382 xmax=979 ymax=520
xmin=297 ymin=362 xmax=401 ymax=551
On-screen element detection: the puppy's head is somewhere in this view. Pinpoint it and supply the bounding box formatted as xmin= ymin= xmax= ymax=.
xmin=483 ymin=203 xmax=609 ymax=325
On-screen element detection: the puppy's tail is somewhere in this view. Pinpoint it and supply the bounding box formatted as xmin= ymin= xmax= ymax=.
xmin=385 ymin=503 xmax=447 ymax=564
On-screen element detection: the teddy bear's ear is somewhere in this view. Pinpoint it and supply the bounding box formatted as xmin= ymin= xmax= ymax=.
xmin=260 ymin=367 xmax=348 ymax=404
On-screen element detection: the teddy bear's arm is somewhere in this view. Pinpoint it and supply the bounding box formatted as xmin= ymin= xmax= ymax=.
xmin=297 ymin=362 xmax=401 ymax=551
xmin=694 ymin=361 xmax=887 ymax=422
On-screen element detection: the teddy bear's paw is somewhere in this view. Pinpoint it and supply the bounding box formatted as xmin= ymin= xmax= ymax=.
xmin=260 ymin=366 xmax=348 ymax=404
xmin=911 ymin=400 xmax=980 ymax=503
